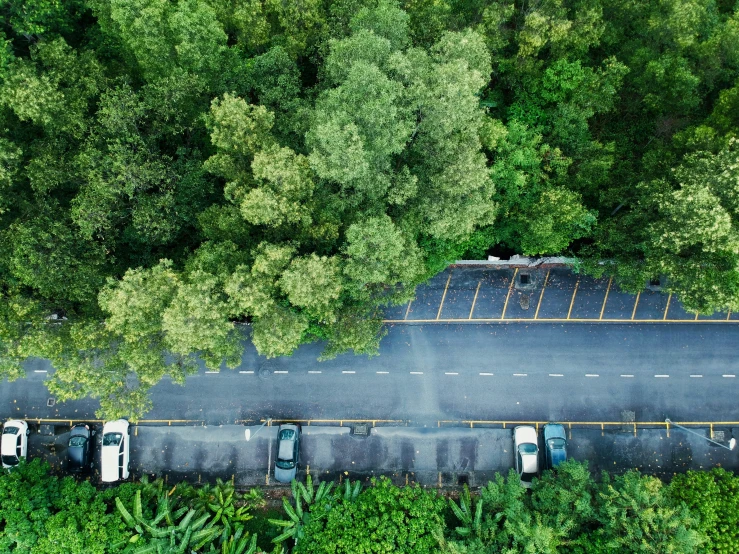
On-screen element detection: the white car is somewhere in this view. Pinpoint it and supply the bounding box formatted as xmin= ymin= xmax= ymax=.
xmin=101 ymin=419 xmax=130 ymax=482
xmin=2 ymin=420 xmax=29 ymax=469
xmin=514 ymin=425 xmax=539 ymax=488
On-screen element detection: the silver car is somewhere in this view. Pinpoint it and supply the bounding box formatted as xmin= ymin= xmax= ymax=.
xmin=514 ymin=425 xmax=539 ymax=488
xmin=274 ymin=424 xmax=300 ymax=483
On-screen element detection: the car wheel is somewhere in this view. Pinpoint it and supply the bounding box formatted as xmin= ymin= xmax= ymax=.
xmin=90 ymin=461 xmax=94 ymax=469
xmin=91 ymin=429 xmax=96 ymax=436
xmin=25 ymin=428 xmax=30 ymax=436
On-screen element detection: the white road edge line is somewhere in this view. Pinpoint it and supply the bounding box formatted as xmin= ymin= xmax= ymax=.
xmin=620 ymin=374 xmax=634 ymax=378
xmin=376 ymin=371 xmax=389 ymax=374
xmin=342 ymin=370 xmax=355 ymax=374
xmin=445 ymin=372 xmax=459 ymax=375
xmin=549 ymin=373 xmax=564 ymax=377
xmin=513 ymin=373 xmax=527 ymax=377
xmin=479 ymin=372 xmax=494 ymax=376
xmin=723 ymin=374 xmax=736 ymax=378
xmin=410 ymin=371 xmax=423 ymax=375
xmin=690 ymin=374 xmax=703 ymax=378
xmin=655 ymin=374 xmax=669 ymax=378
xmin=274 ymin=370 xmax=288 ymax=374
xmin=585 ymin=374 xmax=599 ymax=377
xmin=308 ymin=371 xmax=322 ymax=374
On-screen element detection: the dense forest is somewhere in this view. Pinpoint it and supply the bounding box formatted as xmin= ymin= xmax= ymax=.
xmin=1 ymin=0 xmax=738 ymax=418
xmin=3 ymin=459 xmax=739 ymax=554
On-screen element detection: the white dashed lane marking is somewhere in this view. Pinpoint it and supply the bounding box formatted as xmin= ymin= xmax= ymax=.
xmin=410 ymin=371 xmax=423 ymax=375
xmin=445 ymin=372 xmax=459 ymax=375
xmin=723 ymin=374 xmax=736 ymax=378
xmin=479 ymin=372 xmax=494 ymax=376
xmin=376 ymin=371 xmax=389 ymax=374
xmin=342 ymin=371 xmax=355 ymax=374
xmin=205 ymin=371 xmax=219 ymax=374
xmin=549 ymin=373 xmax=564 ymax=377
xmin=690 ymin=374 xmax=703 ymax=378
xmin=513 ymin=373 xmax=527 ymax=377
xmin=274 ymin=371 xmax=288 ymax=374
xmin=585 ymin=374 xmax=599 ymax=377
xmin=34 ymin=370 xmax=47 ymax=373
xmin=308 ymin=371 xmax=322 ymax=374
xmin=620 ymin=374 xmax=634 ymax=378
xmin=239 ymin=370 xmax=253 ymax=374
xmin=655 ymin=374 xmax=669 ymax=378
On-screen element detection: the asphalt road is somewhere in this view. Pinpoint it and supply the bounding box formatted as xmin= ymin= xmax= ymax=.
xmin=7 ymin=323 xmax=739 ymax=425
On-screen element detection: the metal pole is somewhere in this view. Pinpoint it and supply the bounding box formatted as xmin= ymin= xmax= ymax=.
xmin=665 ymin=419 xmax=736 ymax=450
xmin=245 ymin=418 xmax=272 ymax=441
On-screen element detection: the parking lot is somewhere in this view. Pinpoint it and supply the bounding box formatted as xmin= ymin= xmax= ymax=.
xmin=17 ymin=419 xmax=739 ymax=488
xmin=384 ymin=266 xmax=738 ymax=323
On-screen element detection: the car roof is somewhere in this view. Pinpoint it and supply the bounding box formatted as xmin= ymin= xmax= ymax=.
xmin=1 ymin=435 xmax=17 ymax=456
xmin=100 ymin=442 xmax=119 ymax=481
xmin=521 ymin=453 xmax=538 ymax=473
xmin=278 ymin=435 xmax=295 ymax=460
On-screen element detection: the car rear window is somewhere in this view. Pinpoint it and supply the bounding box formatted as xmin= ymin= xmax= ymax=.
xmin=103 ymin=432 xmax=122 ymax=446
xmin=2 ymin=455 xmax=18 ymax=466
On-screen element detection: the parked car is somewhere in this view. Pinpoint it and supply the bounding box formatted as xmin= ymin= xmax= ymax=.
xmin=274 ymin=423 xmax=301 ymax=483
xmin=2 ymin=420 xmax=29 ymax=469
xmin=514 ymin=425 xmax=539 ymax=488
xmin=101 ymin=419 xmax=130 ymax=482
xmin=68 ymin=423 xmax=96 ymax=472
xmin=543 ymin=423 xmax=567 ymax=469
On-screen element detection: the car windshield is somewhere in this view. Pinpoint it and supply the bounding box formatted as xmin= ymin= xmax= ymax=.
xmin=279 ymin=429 xmax=295 ymax=440
xmin=276 ymin=459 xmax=295 ymax=470
xmin=2 ymin=455 xmax=18 ymax=466
xmin=548 ymin=438 xmax=566 ymax=449
xmin=519 ymin=443 xmax=537 ymax=454
xmin=69 ymin=436 xmax=87 ymax=448
xmin=102 ymin=432 xmax=122 ymax=446
xmin=3 ymin=427 xmax=18 ymax=435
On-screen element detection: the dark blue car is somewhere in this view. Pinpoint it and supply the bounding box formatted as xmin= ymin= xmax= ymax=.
xmin=543 ymin=423 xmax=567 ymax=469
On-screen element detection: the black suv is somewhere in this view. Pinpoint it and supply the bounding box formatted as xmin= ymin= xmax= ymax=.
xmin=67 ymin=423 xmax=95 ymax=472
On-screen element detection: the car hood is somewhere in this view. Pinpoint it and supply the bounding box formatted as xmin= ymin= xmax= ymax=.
xmin=274 ymin=465 xmax=297 ymax=483
xmin=550 ymin=447 xmax=567 ymax=467
xmin=1 ymin=436 xmax=16 ymax=456
xmin=101 ymin=445 xmax=119 ymax=482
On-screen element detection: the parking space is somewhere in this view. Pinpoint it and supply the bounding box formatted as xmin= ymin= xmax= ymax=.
xmin=388 ymin=265 xmax=736 ymax=323
xmin=533 ymin=269 xmax=579 ymax=319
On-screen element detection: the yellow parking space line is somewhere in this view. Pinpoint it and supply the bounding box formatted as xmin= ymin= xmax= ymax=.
xmin=631 ymin=291 xmax=641 ymax=320
xmin=663 ymin=293 xmax=672 ymax=320
xmin=534 ymin=270 xmax=550 ymax=320
xmin=694 ymin=312 xmax=699 ymax=321
xmin=403 ymin=299 xmax=413 ymax=320
xmin=468 ymin=280 xmax=482 ymax=319
xmin=727 ymin=309 xmax=732 ymax=321
xmin=383 ymin=317 xmax=739 ymax=323
xmin=500 ymin=268 xmax=518 ymax=320
xmin=599 ymin=277 xmax=612 ymax=320
xmin=567 ymin=279 xmax=580 ymax=319
xmin=436 ymin=270 xmax=453 ymax=320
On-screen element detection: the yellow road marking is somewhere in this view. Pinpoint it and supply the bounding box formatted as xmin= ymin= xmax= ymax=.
xmin=567 ymin=279 xmax=580 ymax=319
xmin=436 ymin=271 xmax=453 ymax=320
xmin=600 ymin=277 xmax=613 ymax=320
xmin=468 ymin=281 xmax=482 ymax=319
xmin=663 ymin=293 xmax=672 ymax=320
xmin=383 ymin=317 xmax=739 ymax=323
xmin=727 ymin=309 xmax=732 ymax=321
xmin=500 ymin=268 xmax=518 ymax=320
xmin=534 ymin=270 xmax=550 ymax=320
xmin=631 ymin=291 xmax=641 ymax=320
